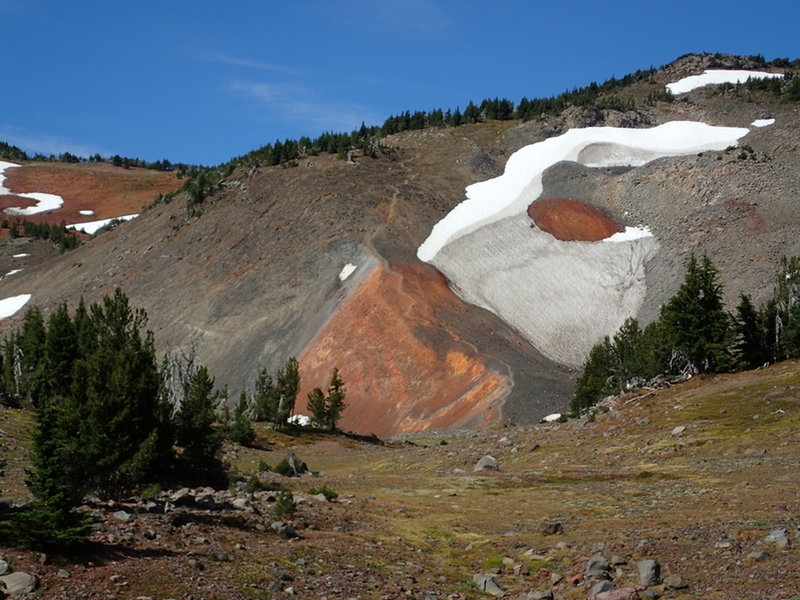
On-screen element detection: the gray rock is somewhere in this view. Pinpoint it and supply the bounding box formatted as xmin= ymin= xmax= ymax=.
xmin=286 ymin=452 xmax=308 ymax=475
xmin=0 ymin=572 xmax=38 ymax=597
xmin=589 ymin=580 xmax=614 ymax=597
xmin=56 ymin=569 xmax=70 ymax=579
xmin=474 ymin=455 xmax=499 ymax=472
xmin=550 ymin=572 xmax=563 ymax=585
xmin=472 ymin=573 xmax=504 ymax=596
xmin=662 ymin=573 xmax=687 ymax=589
xmin=639 ymin=590 xmax=660 ymax=599
xmin=748 ymin=550 xmax=769 ymax=561
xmin=636 ymin=559 xmax=661 ymax=586
xmin=0 ymin=560 xmax=8 ymax=576
xmin=610 ymin=555 xmax=626 ymax=566
xmin=540 ymin=522 xmax=563 ymax=535
xmin=270 ymin=521 xmax=297 ymax=538
xmin=112 ymin=510 xmax=135 ymax=523
xmin=585 ymin=554 xmax=610 ymax=576
xmin=765 ymin=528 xmax=790 ymax=548
xmin=671 ymin=425 xmax=686 ymax=436
xmin=525 ymin=590 xmax=553 ymax=600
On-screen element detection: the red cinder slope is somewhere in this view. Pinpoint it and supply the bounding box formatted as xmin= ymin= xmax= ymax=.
xmin=299 ymin=262 xmax=509 ymax=437
xmin=528 ymin=197 xmax=621 ymax=241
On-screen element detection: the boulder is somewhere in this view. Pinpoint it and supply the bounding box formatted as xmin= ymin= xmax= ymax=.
xmin=472 ymin=573 xmax=504 ymax=596
xmin=585 ymin=554 xmax=610 ymax=578
xmin=0 ymin=572 xmax=38 ymax=597
xmin=662 ymin=574 xmax=687 ymax=589
xmin=474 ymin=455 xmax=499 ymax=472
xmin=589 ymin=580 xmax=614 ymax=597
xmin=670 ymin=425 xmax=686 ymax=436
xmin=595 ymin=588 xmax=642 ymax=600
xmin=0 ymin=560 xmax=8 ymax=576
xmin=540 ymin=522 xmax=563 ymax=535
xmin=636 ymin=559 xmax=660 ymax=586
xmin=286 ymin=453 xmax=308 ymax=476
xmin=112 ymin=510 xmax=135 ymax=523
xmin=765 ymin=528 xmax=790 ymax=548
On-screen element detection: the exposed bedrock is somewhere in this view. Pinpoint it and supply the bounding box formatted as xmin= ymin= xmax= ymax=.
xmin=528 ymin=197 xmax=621 ymax=242
xmin=431 ymin=215 xmax=658 ymax=367
xmin=298 ymin=261 xmax=573 ymax=436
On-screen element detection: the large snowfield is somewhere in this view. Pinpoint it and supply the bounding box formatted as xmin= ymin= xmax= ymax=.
xmin=418 ymin=120 xmax=754 ymax=366
xmin=665 ymin=69 xmax=783 ymax=95
xmin=0 ymin=161 xmax=65 ymax=215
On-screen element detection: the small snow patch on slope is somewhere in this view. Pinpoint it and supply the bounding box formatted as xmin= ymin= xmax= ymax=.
xmin=0 ymin=294 xmax=31 ymax=319
xmin=339 ymin=263 xmax=357 ymax=281
xmin=751 ymin=118 xmax=775 ymax=128
xmin=417 ymin=121 xmax=748 ymax=262
xmin=666 ymin=70 xmax=783 ymax=95
xmin=602 ymin=226 xmax=652 ymax=243
xmin=67 ymin=214 xmax=139 ymax=234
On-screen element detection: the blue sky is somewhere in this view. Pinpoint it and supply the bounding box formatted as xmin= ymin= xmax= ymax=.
xmin=2 ymin=0 xmax=798 ymax=166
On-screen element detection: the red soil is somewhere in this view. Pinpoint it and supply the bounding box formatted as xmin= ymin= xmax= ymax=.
xmin=0 ymin=162 xmax=180 ymax=225
xmin=298 ymin=262 xmax=508 ymax=437
xmin=528 ymin=197 xmax=621 ymax=241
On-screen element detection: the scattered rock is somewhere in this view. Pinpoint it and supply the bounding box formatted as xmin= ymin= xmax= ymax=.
xmin=56 ymin=569 xmax=70 ymax=579
xmin=472 ymin=573 xmax=504 ymax=596
xmin=285 ymin=452 xmax=308 ymax=476
xmin=112 ymin=510 xmax=135 ymax=523
xmin=585 ymin=554 xmax=610 ymax=579
xmin=270 ymin=521 xmax=298 ymax=538
xmin=610 ymin=555 xmax=626 ymax=566
xmin=670 ymin=425 xmax=686 ymax=437
xmin=525 ymin=590 xmax=553 ymax=600
xmin=589 ymin=580 xmax=614 ymax=597
xmin=748 ymin=550 xmax=769 ymax=561
xmin=0 ymin=572 xmax=38 ymax=597
xmin=0 ymin=560 xmax=8 ymax=576
xmin=474 ymin=455 xmax=499 ymax=472
xmin=765 ymin=528 xmax=790 ymax=548
xmin=595 ymin=588 xmax=642 ymax=600
xmin=540 ymin=522 xmax=563 ymax=535
xmin=550 ymin=572 xmax=563 ymax=585
xmin=636 ymin=559 xmax=660 ymax=586
xmin=662 ymin=574 xmax=687 ymax=589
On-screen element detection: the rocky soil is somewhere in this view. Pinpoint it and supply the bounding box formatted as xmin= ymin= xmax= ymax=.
xmin=2 ymin=361 xmax=799 ymax=599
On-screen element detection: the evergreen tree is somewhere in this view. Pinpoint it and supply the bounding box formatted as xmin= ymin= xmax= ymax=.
xmin=660 ymin=254 xmax=731 ymax=374
xmin=229 ymin=390 xmax=255 ymax=446
xmin=306 ymin=387 xmax=326 ymax=427
xmin=571 ymin=337 xmax=615 ymax=413
xmin=176 ymin=365 xmax=222 ymax=468
xmin=732 ymin=294 xmax=770 ymax=369
xmin=324 ymin=368 xmax=347 ymax=431
xmin=252 ymin=367 xmax=277 ymax=422
xmin=273 ymin=357 xmax=299 ymax=427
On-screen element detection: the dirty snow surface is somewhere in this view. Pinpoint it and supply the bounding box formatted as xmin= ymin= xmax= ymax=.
xmin=666 ymin=70 xmax=783 ymax=95
xmin=418 ymin=121 xmax=749 ymax=366
xmin=0 ymin=161 xmax=65 ymax=215
xmin=0 ymin=294 xmax=31 ymax=319
xmin=68 ymin=214 xmax=139 ymax=235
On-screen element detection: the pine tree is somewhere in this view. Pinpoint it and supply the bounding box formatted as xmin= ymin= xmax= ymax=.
xmin=229 ymin=390 xmax=255 ymax=446
xmin=324 ymin=368 xmax=347 ymax=431
xmin=176 ymin=365 xmax=222 ymax=468
xmin=733 ymin=294 xmax=770 ymax=369
xmin=306 ymin=387 xmax=326 ymax=427
xmin=273 ymin=357 xmax=299 ymax=428
xmin=660 ymin=254 xmax=731 ymax=374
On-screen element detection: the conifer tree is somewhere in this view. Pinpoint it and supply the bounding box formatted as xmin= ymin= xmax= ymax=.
xmin=273 ymin=357 xmax=300 ymax=427
xmin=229 ymin=390 xmax=255 ymax=446
xmin=176 ymin=365 xmax=223 ymax=468
xmin=660 ymin=254 xmax=731 ymax=374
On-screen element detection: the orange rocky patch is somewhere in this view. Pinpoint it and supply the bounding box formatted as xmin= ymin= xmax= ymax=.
xmin=528 ymin=197 xmax=621 ymax=241
xmin=1 ymin=162 xmax=180 ymax=225
xmin=299 ymin=262 xmax=508 ymax=437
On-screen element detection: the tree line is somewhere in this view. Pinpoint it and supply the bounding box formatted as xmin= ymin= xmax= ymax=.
xmin=0 ymin=289 xmax=347 ymax=550
xmin=2 ymin=219 xmax=81 ymax=251
xmin=572 ymin=254 xmax=800 ymax=413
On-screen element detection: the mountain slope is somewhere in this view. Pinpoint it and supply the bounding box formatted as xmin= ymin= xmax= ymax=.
xmin=1 ymin=54 xmax=799 ymax=435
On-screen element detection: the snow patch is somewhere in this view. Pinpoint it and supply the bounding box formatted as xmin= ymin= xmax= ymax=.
xmin=339 ymin=263 xmax=357 ymax=281
xmin=4 ymin=269 xmax=22 ymax=277
xmin=751 ymin=118 xmax=775 ymax=128
xmin=12 ymin=253 xmax=30 ymax=258
xmin=417 ymin=121 xmax=748 ymax=262
xmin=0 ymin=294 xmax=31 ymax=319
xmin=666 ymin=69 xmax=783 ymax=95
xmin=67 ymin=214 xmax=139 ymax=235
xmin=0 ymin=161 xmax=65 ymax=215
xmin=602 ymin=226 xmax=653 ymax=243
xmin=288 ymin=414 xmax=312 ymax=427
xmin=542 ymin=413 xmax=562 ymax=422
xmin=79 ymin=209 xmax=95 ymax=216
